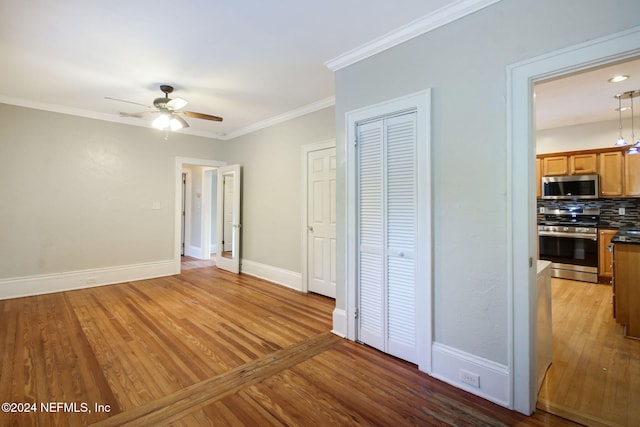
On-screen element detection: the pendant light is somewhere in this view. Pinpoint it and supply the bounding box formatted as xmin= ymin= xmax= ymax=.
xmin=629 ymin=90 xmax=640 ymax=154
xmin=615 ymin=93 xmax=628 ymax=146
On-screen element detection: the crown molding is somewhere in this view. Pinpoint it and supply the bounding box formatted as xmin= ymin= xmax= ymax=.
xmin=221 ymin=96 xmax=335 ymax=140
xmin=325 ymin=0 xmax=503 ymax=71
xmin=0 ymin=95 xmax=335 ymax=141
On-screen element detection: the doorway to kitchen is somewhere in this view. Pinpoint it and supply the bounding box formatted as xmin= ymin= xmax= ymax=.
xmin=508 ymin=27 xmax=640 ymax=416
xmin=532 ymin=56 xmax=640 ymax=426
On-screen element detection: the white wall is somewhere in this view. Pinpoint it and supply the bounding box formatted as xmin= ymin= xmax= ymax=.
xmin=537 ymin=118 xmax=634 ymax=153
xmin=334 ymin=0 xmax=640 ymax=368
xmin=224 ymin=107 xmax=335 ymax=274
xmin=0 ymin=104 xmax=229 ymax=281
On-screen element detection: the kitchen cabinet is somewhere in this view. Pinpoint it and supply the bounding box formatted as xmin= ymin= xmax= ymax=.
xmin=598 ymin=228 xmax=616 ymax=282
xmin=624 ymin=152 xmax=640 ymax=196
xmin=536 ymin=158 xmax=542 ymax=198
xmin=541 ymin=153 xmax=597 ymax=176
xmin=542 ymin=156 xmax=568 ymax=176
xmin=537 ymin=147 xmax=640 ymax=198
xmin=612 ymin=239 xmax=640 ymax=339
xmin=599 ymin=151 xmax=623 ymax=196
xmin=569 ymin=153 xmax=598 ymax=175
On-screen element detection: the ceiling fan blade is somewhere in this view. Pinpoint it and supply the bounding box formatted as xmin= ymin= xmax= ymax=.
xmin=167 ymin=97 xmax=188 ymax=110
xmin=105 ymin=97 xmax=152 ymax=108
xmin=183 ymin=111 xmax=223 ymax=122
xmin=120 ymin=111 xmax=155 ymax=118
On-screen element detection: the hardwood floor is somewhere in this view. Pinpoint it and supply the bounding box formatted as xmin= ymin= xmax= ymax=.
xmin=0 ymin=263 xmax=577 ymax=426
xmin=537 ymin=278 xmax=640 ymax=427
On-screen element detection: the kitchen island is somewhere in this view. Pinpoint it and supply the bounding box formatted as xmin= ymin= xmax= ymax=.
xmin=612 ymin=229 xmax=640 ymax=339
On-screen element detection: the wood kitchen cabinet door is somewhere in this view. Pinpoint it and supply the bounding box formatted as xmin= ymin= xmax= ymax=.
xmin=612 ymin=243 xmax=640 ymax=338
xmin=543 ymin=156 xmax=568 ymax=176
xmin=625 ymin=152 xmax=640 ymax=196
xmin=536 ymin=158 xmax=542 ymax=198
xmin=570 ymin=153 xmax=597 ymax=175
xmin=599 ymin=151 xmax=623 ymax=197
xmin=598 ymin=229 xmax=616 ymax=282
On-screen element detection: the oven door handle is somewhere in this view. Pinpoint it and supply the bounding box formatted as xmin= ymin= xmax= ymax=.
xmin=538 ymin=231 xmax=597 ymax=240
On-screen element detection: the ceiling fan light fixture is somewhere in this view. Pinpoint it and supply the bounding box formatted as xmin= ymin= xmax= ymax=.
xmin=170 ymin=115 xmax=189 ymax=131
xmin=152 ymin=113 xmax=171 ymax=130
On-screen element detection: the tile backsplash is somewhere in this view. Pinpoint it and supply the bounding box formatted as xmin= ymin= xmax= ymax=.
xmin=537 ymin=198 xmax=640 ymax=228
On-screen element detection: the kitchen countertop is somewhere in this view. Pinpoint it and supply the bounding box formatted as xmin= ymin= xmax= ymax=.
xmin=612 ymin=228 xmax=640 ymax=244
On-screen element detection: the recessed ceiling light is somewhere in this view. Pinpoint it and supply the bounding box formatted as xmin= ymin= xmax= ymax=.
xmin=609 ymin=75 xmax=630 ymax=83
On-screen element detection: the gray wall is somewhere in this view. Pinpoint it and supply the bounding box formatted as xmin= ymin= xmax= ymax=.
xmin=537 ymin=118 xmax=633 ymax=154
xmin=0 ymin=104 xmax=229 ymax=279
xmin=334 ymin=0 xmax=640 ymax=364
xmin=0 ymin=102 xmax=334 ymax=284
xmin=224 ymin=106 xmax=335 ymax=272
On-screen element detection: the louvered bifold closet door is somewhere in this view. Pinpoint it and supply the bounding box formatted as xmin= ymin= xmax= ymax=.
xmin=357 ymin=120 xmax=385 ymax=351
xmin=385 ymin=113 xmax=417 ymax=364
xmin=357 ymin=111 xmax=418 ymax=364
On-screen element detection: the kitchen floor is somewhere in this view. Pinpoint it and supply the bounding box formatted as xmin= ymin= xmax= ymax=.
xmin=537 ymin=278 xmax=640 ymax=427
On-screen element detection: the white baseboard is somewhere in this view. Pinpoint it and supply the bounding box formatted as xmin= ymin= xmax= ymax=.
xmin=332 ymin=308 xmax=347 ymax=337
xmin=240 ymin=259 xmax=302 ymax=291
xmin=186 ymin=245 xmax=203 ymax=259
xmin=431 ymin=342 xmax=510 ymax=408
xmin=0 ymin=260 xmax=176 ymax=300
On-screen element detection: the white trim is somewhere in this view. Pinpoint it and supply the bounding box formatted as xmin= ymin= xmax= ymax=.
xmin=240 ymin=259 xmax=302 ymax=291
xmin=345 ymin=89 xmax=432 ymax=373
xmin=432 ymin=342 xmax=510 ymax=408
xmin=201 ymin=168 xmax=217 ymax=260
xmin=325 ymin=0 xmax=502 ymax=71
xmin=182 ymin=169 xmax=193 ymax=257
xmin=0 ymin=95 xmax=335 ymax=141
xmin=186 ymin=244 xmax=203 ymax=259
xmin=301 ymin=139 xmax=337 ymax=294
xmin=216 ymin=164 xmax=242 ymax=274
xmin=507 ymin=26 xmax=640 ymax=415
xmin=0 ymin=260 xmax=175 ymax=300
xmin=223 ymin=97 xmax=335 ymax=140
xmin=332 ymin=308 xmax=347 ymax=337
xmin=175 ymin=157 xmax=227 ymax=272
xmin=0 ymin=95 xmax=226 ymax=140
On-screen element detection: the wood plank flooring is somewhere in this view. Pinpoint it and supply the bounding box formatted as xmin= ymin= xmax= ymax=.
xmin=1 ymin=261 xmax=577 ymax=426
xmin=537 ymin=278 xmax=640 ymax=427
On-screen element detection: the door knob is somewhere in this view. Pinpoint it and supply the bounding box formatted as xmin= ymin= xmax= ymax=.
xmin=307 ymin=225 xmax=314 ymax=232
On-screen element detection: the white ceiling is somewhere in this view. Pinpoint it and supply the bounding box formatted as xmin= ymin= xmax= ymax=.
xmin=0 ymin=0 xmax=460 ymax=139
xmin=535 ymin=57 xmax=640 ymax=130
xmin=2 ymin=1 xmax=634 ymax=139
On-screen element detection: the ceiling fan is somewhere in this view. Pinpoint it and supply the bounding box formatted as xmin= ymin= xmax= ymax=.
xmin=106 ymin=84 xmax=223 ymax=131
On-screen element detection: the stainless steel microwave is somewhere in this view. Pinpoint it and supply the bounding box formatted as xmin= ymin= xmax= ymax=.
xmin=541 ymin=174 xmax=599 ymax=199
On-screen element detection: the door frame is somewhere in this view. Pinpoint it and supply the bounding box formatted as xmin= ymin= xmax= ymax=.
xmin=174 ymin=157 xmax=227 ymax=273
xmin=345 ymin=89 xmax=432 ymax=373
xmin=301 ymin=139 xmax=336 ymax=294
xmin=507 ymin=27 xmax=640 ymax=414
xmin=201 ymin=168 xmax=217 ymax=260
xmin=182 ymin=169 xmax=193 ymax=257
xmin=216 ymin=164 xmax=242 ymax=274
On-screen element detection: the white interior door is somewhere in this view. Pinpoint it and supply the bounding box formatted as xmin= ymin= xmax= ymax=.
xmin=357 ymin=111 xmax=419 ymax=364
xmin=307 ymin=147 xmax=337 ymax=298
xmin=216 ymin=164 xmax=241 ymax=273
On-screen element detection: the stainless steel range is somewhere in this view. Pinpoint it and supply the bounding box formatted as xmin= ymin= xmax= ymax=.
xmin=538 ymin=207 xmax=600 ymax=283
